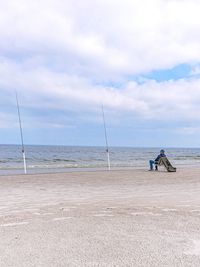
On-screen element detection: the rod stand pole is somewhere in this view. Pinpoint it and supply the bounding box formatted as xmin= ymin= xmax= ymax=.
xmin=22 ymin=151 xmax=27 ymax=174
xmin=107 ymin=150 xmax=111 ymax=171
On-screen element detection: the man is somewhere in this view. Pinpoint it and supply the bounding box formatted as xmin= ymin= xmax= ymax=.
xmin=149 ymin=149 xmax=166 ymax=171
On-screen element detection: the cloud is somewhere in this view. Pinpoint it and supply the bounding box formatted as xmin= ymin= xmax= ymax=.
xmin=0 ymin=0 xmax=200 ymax=79
xmin=1 ymin=58 xmax=200 ymax=126
xmin=0 ymin=0 xmax=200 ymax=133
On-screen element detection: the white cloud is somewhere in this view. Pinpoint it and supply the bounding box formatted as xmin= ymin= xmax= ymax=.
xmin=0 ymin=0 xmax=200 ymax=129
xmin=0 ymin=0 xmax=200 ymax=79
xmin=1 ymin=59 xmax=200 ymax=124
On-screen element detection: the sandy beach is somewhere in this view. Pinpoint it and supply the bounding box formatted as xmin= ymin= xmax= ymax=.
xmin=1 ymin=168 xmax=200 ymax=266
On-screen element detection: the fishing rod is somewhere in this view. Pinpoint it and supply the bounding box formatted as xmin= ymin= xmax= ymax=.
xmin=15 ymin=91 xmax=27 ymax=174
xmin=101 ymin=104 xmax=111 ymax=170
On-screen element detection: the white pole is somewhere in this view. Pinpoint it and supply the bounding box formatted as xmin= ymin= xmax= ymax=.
xmin=15 ymin=91 xmax=27 ymax=174
xmin=107 ymin=149 xmax=111 ymax=171
xmin=22 ymin=151 xmax=27 ymax=174
xmin=101 ymin=104 xmax=111 ymax=170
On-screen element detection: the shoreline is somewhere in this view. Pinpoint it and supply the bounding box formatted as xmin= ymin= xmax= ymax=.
xmin=0 ymin=163 xmax=199 ymax=177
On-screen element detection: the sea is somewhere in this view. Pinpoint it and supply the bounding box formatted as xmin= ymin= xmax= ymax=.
xmin=0 ymin=145 xmax=200 ymax=175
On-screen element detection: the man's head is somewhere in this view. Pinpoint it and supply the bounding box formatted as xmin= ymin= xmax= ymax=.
xmin=160 ymin=149 xmax=165 ymax=154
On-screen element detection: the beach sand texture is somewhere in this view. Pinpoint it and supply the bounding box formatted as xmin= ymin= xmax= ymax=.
xmin=1 ymin=169 xmax=200 ymax=266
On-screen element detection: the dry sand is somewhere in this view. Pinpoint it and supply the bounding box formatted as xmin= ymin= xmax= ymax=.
xmin=1 ymin=168 xmax=200 ymax=266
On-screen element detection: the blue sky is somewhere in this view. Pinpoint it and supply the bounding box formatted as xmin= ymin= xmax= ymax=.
xmin=0 ymin=0 xmax=200 ymax=147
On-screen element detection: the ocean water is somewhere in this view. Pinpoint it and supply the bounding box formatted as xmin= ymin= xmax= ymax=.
xmin=0 ymin=145 xmax=200 ymax=175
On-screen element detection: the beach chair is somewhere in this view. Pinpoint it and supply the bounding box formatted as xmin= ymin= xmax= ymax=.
xmin=156 ymin=157 xmax=176 ymax=172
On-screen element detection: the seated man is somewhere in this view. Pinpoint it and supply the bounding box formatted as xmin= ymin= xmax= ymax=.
xmin=149 ymin=149 xmax=166 ymax=171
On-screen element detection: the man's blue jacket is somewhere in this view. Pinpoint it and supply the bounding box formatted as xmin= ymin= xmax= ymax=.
xmin=155 ymin=153 xmax=166 ymax=163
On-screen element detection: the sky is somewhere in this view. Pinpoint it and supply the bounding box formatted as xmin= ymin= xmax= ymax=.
xmin=0 ymin=0 xmax=200 ymax=147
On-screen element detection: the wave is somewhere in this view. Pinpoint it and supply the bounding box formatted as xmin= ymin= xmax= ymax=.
xmin=52 ymin=159 xmax=77 ymax=162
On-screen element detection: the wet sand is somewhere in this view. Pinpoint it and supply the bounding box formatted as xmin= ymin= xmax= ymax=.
xmin=1 ymin=168 xmax=200 ymax=266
